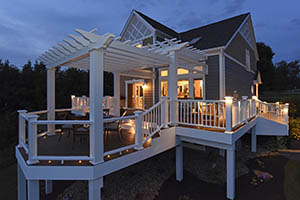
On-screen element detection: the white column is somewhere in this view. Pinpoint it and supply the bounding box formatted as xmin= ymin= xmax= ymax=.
xmin=28 ymin=180 xmax=39 ymax=200
xmin=89 ymin=177 xmax=103 ymax=200
xmin=226 ymin=144 xmax=235 ymax=200
xmin=152 ymin=68 xmax=156 ymax=104
xmin=225 ymin=96 xmax=233 ymax=132
xmin=219 ymin=51 xmax=226 ymax=99
xmin=284 ymin=103 xmax=289 ymax=125
xmin=113 ymin=72 xmax=120 ymax=116
xmin=255 ymin=83 xmax=259 ymax=98
xmin=45 ymin=180 xmax=53 ymax=195
xmin=89 ymin=49 xmax=104 ymax=165
xmin=18 ymin=110 xmax=27 ymax=147
xmin=134 ymin=110 xmax=144 ymax=150
xmin=251 ymin=125 xmax=257 ymax=153
xmin=27 ymin=115 xmax=39 ymax=165
xmin=161 ymin=96 xmax=169 ymax=128
xmin=176 ymin=136 xmax=183 ymax=181
xmin=189 ymin=77 xmax=194 ymax=99
xmin=168 ymin=51 xmax=178 ymax=124
xmin=18 ymin=164 xmax=26 ymax=200
xmin=47 ymin=68 xmax=56 ymax=135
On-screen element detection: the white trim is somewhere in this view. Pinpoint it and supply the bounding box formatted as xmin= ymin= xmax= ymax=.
xmin=219 ymin=51 xmax=225 ymax=99
xmin=224 ymin=52 xmax=255 ymax=74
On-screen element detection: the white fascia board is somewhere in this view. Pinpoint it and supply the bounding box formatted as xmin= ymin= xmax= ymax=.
xmin=133 ymin=11 xmax=156 ymax=33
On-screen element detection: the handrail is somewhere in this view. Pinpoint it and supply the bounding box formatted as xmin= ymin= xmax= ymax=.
xmin=32 ymin=156 xmax=93 ymax=161
xmin=104 ymin=144 xmax=137 ymax=156
xmin=143 ymin=101 xmax=161 ymax=115
xmin=32 ymin=120 xmax=93 ymax=125
xmin=103 ymin=115 xmax=136 ymax=123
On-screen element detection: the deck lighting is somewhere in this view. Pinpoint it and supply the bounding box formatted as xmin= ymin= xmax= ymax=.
xmin=48 ymin=160 xmax=52 ymax=164
xmin=43 ymin=135 xmax=47 ymax=139
xmin=107 ymin=155 xmax=111 ymax=158
xmin=78 ymin=160 xmax=82 ymax=164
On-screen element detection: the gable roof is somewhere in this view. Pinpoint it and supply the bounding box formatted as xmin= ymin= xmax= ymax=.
xmin=134 ymin=10 xmax=178 ymax=38
xmin=135 ymin=10 xmax=249 ymax=51
xmin=179 ymin=13 xmax=249 ymax=50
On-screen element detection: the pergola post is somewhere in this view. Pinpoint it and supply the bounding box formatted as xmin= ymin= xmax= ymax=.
xmin=45 ymin=180 xmax=53 ymax=195
xmin=47 ymin=68 xmax=56 ymax=135
xmin=169 ymin=51 xmax=178 ymax=125
xmin=226 ymin=144 xmax=235 ymax=200
xmin=251 ymin=125 xmax=257 ymax=152
xmin=17 ymin=164 xmax=26 ymax=200
xmin=89 ymin=49 xmax=104 ymax=165
xmin=89 ymin=177 xmax=103 ymax=200
xmin=176 ymin=136 xmax=183 ymax=181
xmin=113 ymin=72 xmax=120 ymax=116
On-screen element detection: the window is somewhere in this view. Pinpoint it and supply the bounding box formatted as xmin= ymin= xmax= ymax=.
xmin=161 ymin=81 xmax=168 ymax=96
xmin=177 ymin=68 xmax=189 ymax=75
xmin=177 ymin=80 xmax=189 ymax=98
xmin=245 ymin=49 xmax=250 ymax=70
xmin=160 ymin=70 xmax=168 ymax=77
xmin=193 ymin=79 xmax=203 ymax=99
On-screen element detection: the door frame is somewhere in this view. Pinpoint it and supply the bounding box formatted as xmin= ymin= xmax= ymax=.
xmin=125 ymin=79 xmax=145 ymax=109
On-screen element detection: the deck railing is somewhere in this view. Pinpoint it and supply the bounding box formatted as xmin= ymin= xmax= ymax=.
xmin=177 ymin=96 xmax=257 ymax=132
xmin=255 ymin=99 xmax=289 ymax=124
xmin=18 ymin=109 xmax=93 ymax=164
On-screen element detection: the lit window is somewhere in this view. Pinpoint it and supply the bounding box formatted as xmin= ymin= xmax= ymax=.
xmin=160 ymin=70 xmax=168 ymax=77
xmin=194 ymin=79 xmax=203 ymax=99
xmin=177 ymin=68 xmax=189 ymax=75
xmin=135 ymin=44 xmax=142 ymax=48
xmin=161 ymin=81 xmax=168 ymax=96
xmin=177 ymin=80 xmax=189 ymax=98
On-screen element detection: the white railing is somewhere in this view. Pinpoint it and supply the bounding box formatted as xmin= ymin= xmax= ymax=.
xmin=17 ymin=109 xmax=93 ymax=165
xmin=255 ymin=99 xmax=289 ymax=124
xmin=177 ymin=97 xmax=257 ymax=132
xmin=177 ymin=99 xmax=226 ymax=129
xmin=71 ymin=95 xmax=115 ymax=116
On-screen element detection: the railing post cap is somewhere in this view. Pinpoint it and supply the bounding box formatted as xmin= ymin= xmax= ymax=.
xmin=17 ymin=110 xmax=27 ymax=113
xmin=252 ymin=96 xmax=258 ymax=100
xmin=224 ymin=96 xmax=233 ymax=101
xmin=134 ymin=110 xmax=144 ymax=115
xmin=285 ymin=103 xmax=289 ymax=106
xmin=242 ymin=96 xmax=248 ymax=100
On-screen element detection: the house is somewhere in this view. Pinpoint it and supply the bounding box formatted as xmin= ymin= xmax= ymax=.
xmin=16 ymin=10 xmax=289 ymax=200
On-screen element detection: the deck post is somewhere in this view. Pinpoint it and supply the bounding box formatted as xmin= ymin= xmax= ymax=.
xmin=225 ymin=96 xmax=233 ymax=132
xmin=176 ymin=136 xmax=183 ymax=181
xmin=28 ymin=179 xmax=39 ymax=200
xmin=27 ymin=115 xmax=39 ymax=165
xmin=161 ymin=96 xmax=169 ymax=128
xmin=89 ymin=177 xmax=103 ymax=200
xmin=18 ymin=110 xmax=27 ymax=147
xmin=45 ymin=180 xmax=53 ymax=195
xmin=226 ymin=144 xmax=235 ymax=200
xmin=113 ymin=72 xmax=120 ymax=116
xmin=251 ymin=125 xmax=257 ymax=152
xmin=47 ymin=68 xmax=56 ymax=135
xmin=169 ymin=51 xmax=178 ymax=125
xmin=284 ymin=103 xmax=289 ymax=125
xmin=89 ymin=49 xmax=104 ymax=165
xmin=134 ymin=110 xmax=144 ymax=150
xmin=242 ymin=96 xmax=248 ymax=122
xmin=18 ymin=164 xmax=26 ymax=200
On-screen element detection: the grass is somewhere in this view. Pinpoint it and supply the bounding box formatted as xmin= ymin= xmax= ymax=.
xmin=284 ymin=159 xmax=300 ymax=200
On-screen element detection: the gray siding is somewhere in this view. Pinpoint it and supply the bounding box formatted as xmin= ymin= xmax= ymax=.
xmin=205 ymin=55 xmax=219 ymax=100
xmin=225 ymin=57 xmax=255 ymax=98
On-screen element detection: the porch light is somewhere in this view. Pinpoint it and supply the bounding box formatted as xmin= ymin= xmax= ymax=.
xmin=142 ymin=84 xmax=147 ymax=89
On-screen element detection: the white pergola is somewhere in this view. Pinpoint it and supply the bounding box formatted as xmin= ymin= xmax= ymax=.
xmin=37 ymin=28 xmax=206 ymax=199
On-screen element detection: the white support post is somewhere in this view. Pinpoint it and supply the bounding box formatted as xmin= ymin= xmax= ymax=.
xmin=18 ymin=164 xmax=26 ymax=200
xmin=28 ymin=180 xmax=39 ymax=200
xmin=18 ymin=110 xmax=27 ymax=147
xmin=45 ymin=180 xmax=53 ymax=195
xmin=284 ymin=103 xmax=289 ymax=125
xmin=27 ymin=115 xmax=39 ymax=165
xmin=255 ymin=83 xmax=259 ymax=98
xmin=188 ymin=77 xmax=194 ymax=98
xmin=226 ymin=144 xmax=235 ymax=200
xmin=252 ymin=96 xmax=258 ymax=116
xmin=169 ymin=51 xmax=178 ymax=125
xmin=47 ymin=68 xmax=56 ymax=135
xmin=134 ymin=111 xmax=144 ymax=150
xmin=89 ymin=177 xmax=103 ymax=200
xmin=176 ymin=136 xmax=183 ymax=181
xmin=225 ymin=96 xmax=233 ymax=132
xmin=89 ymin=49 xmax=104 ymax=165
xmin=161 ymin=96 xmax=169 ymax=128
xmin=113 ymin=72 xmax=120 ymax=116
xmin=219 ymin=149 xmax=225 ymax=157
xmin=251 ymin=125 xmax=257 ymax=153
xmin=242 ymin=96 xmax=248 ymax=122
xmin=219 ymin=50 xmax=226 ymax=99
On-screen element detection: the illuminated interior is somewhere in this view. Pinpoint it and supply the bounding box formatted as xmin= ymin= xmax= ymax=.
xmin=177 ymin=80 xmax=189 ymax=98
xmin=160 ymin=70 xmax=168 ymax=77
xmin=161 ymin=80 xmax=168 ymax=96
xmin=194 ymin=79 xmax=203 ymax=99
xmin=135 ymin=44 xmax=142 ymax=48
xmin=177 ymin=68 xmax=189 ymax=75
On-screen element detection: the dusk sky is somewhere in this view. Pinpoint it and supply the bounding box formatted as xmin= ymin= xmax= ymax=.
xmin=1 ymin=0 xmax=299 ymax=68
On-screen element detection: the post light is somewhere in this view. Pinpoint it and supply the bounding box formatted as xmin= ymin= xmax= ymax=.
xmin=224 ymin=96 xmax=233 ymax=132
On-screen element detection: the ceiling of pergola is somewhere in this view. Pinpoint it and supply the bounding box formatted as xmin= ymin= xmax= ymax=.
xmin=38 ymin=29 xmax=207 ymax=73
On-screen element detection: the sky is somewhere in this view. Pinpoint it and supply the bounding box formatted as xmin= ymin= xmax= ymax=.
xmin=0 ymin=0 xmax=299 ymax=68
